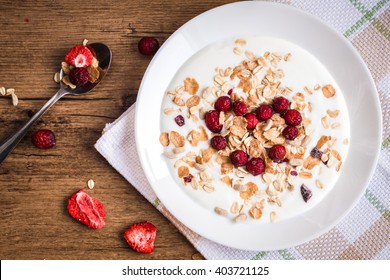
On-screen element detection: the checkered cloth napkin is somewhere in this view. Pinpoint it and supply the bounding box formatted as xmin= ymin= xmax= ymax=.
xmin=95 ymin=0 xmax=390 ymax=259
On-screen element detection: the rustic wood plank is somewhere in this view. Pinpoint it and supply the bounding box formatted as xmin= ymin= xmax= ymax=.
xmin=0 ymin=0 xmax=233 ymax=259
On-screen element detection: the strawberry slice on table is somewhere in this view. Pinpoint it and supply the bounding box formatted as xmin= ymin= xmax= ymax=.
xmin=67 ymin=189 xmax=106 ymax=229
xmin=124 ymin=221 xmax=157 ymax=254
xmin=65 ymin=45 xmax=93 ymax=67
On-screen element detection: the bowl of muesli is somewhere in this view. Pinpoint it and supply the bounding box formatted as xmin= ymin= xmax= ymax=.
xmin=135 ymin=2 xmax=381 ymax=250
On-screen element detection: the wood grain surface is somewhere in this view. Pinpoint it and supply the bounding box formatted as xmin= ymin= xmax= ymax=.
xmin=0 ymin=0 xmax=234 ymax=260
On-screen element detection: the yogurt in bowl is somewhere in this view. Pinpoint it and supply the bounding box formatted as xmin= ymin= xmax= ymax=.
xmin=159 ymin=36 xmax=350 ymax=224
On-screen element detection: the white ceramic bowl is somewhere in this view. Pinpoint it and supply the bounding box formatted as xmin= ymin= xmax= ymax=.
xmin=135 ymin=1 xmax=382 ymax=251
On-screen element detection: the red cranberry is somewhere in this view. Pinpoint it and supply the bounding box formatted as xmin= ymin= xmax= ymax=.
xmin=138 ymin=37 xmax=160 ymax=55
xmin=183 ymin=174 xmax=193 ymax=183
xmin=244 ymin=113 xmax=259 ymax=130
xmin=290 ymin=170 xmax=298 ymax=176
xmin=284 ymin=109 xmax=302 ymax=126
xmin=204 ymin=110 xmax=223 ymax=133
xmin=256 ymin=105 xmax=273 ymax=121
xmin=282 ymin=125 xmax=299 ymax=140
xmin=268 ymin=144 xmax=286 ymax=162
xmin=214 ymin=96 xmax=232 ymax=112
xmin=272 ymin=96 xmax=290 ymax=113
xmin=246 ymin=158 xmax=265 ymax=176
xmin=232 ymin=101 xmax=248 ymax=116
xmin=174 ymin=115 xmax=185 ymax=127
xmin=227 ymin=89 xmax=233 ymax=96
xmin=69 ymin=67 xmax=89 ymax=86
xmin=310 ymin=147 xmax=323 ymax=159
xmin=210 ymin=136 xmax=227 ymax=150
xmin=229 ymin=150 xmax=248 ymax=167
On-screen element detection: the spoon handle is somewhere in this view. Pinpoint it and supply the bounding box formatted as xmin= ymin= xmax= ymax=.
xmin=0 ymin=88 xmax=68 ymax=164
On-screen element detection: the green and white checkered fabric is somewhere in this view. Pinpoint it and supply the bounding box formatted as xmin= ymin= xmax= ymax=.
xmin=95 ymin=0 xmax=389 ymax=260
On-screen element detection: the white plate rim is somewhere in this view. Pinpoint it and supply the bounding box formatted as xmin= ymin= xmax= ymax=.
xmin=135 ymin=1 xmax=382 ymax=251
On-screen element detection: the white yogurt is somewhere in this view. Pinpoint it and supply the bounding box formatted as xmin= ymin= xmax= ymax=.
xmin=160 ymin=37 xmax=350 ymax=223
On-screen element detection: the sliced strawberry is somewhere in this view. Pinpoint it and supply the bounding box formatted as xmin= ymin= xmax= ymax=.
xmin=65 ymin=45 xmax=93 ymax=67
xmin=67 ymin=189 xmax=105 ymax=229
xmin=124 ymin=221 xmax=156 ymax=254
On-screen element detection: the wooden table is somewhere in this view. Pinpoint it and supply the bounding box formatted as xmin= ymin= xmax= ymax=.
xmin=0 ymin=0 xmax=234 ymax=260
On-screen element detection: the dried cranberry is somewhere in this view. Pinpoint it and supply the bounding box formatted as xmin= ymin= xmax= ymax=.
xmin=283 ymin=109 xmax=302 ymax=126
xmin=229 ymin=150 xmax=248 ymax=167
xmin=310 ymin=147 xmax=323 ymax=159
xmin=290 ymin=170 xmax=298 ymax=176
xmin=214 ymin=96 xmax=232 ymax=112
xmin=138 ymin=37 xmax=159 ymax=55
xmin=69 ymin=67 xmax=90 ymax=86
xmin=246 ymin=158 xmax=265 ymax=176
xmin=204 ymin=110 xmax=223 ymax=133
xmin=232 ymin=101 xmax=248 ymax=116
xmin=256 ymin=105 xmax=273 ymax=121
xmin=244 ymin=113 xmax=259 ymax=130
xmin=210 ymin=136 xmax=227 ymax=150
xmin=227 ymin=89 xmax=233 ymax=96
xmin=300 ymin=184 xmax=312 ymax=202
xmin=268 ymin=144 xmax=286 ymax=162
xmin=272 ymin=96 xmax=290 ymax=113
xmin=282 ymin=125 xmax=299 ymax=140
xmin=174 ymin=115 xmax=185 ymax=127
xmin=183 ymin=174 xmax=193 ymax=183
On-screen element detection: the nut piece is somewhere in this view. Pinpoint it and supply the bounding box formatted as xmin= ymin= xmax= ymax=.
xmin=322 ymin=84 xmax=336 ymax=98
xmin=315 ymin=179 xmax=324 ymax=189
xmin=233 ymin=213 xmax=247 ymax=223
xmin=53 ymin=72 xmax=61 ymax=83
xmin=87 ymin=179 xmax=95 ymax=189
xmin=11 ymin=93 xmax=18 ymax=106
xmin=240 ymin=182 xmax=258 ymax=200
xmin=214 ymin=207 xmax=228 ymax=216
xmin=170 ymin=131 xmax=185 ymax=147
xmin=249 ymin=207 xmax=262 ymax=220
xmin=299 ymin=171 xmax=313 ymax=179
xmin=62 ymin=75 xmax=76 ymax=89
xmin=230 ymin=202 xmax=239 ymax=214
xmin=61 ymin=61 xmax=70 ymax=74
xmin=235 ymin=38 xmax=247 ymax=46
xmin=87 ymin=65 xmax=100 ymax=83
xmin=186 ymin=95 xmax=201 ymax=108
xmin=233 ymin=47 xmax=242 ymax=55
xmin=316 ymin=135 xmax=331 ymax=149
xmin=6 ymin=88 xmax=15 ymax=95
xmin=326 ymin=109 xmax=340 ymax=118
xmin=178 ymin=166 xmax=190 ymax=178
xmin=184 ymin=77 xmax=199 ymax=95
xmin=159 ymin=132 xmax=170 ymax=147
xmin=221 ymin=176 xmax=232 ymax=186
xmin=321 ymin=116 xmax=329 ymax=129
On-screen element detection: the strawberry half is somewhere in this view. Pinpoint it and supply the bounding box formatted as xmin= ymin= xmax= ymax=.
xmin=67 ymin=189 xmax=105 ymax=229
xmin=124 ymin=221 xmax=157 ymax=254
xmin=65 ymin=45 xmax=93 ymax=67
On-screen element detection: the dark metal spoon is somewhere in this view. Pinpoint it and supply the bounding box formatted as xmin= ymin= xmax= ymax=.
xmin=0 ymin=43 xmax=112 ymax=164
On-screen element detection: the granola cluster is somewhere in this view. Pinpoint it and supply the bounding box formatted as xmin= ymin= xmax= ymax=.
xmin=54 ymin=39 xmax=102 ymax=89
xmin=160 ymin=39 xmax=346 ymax=223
